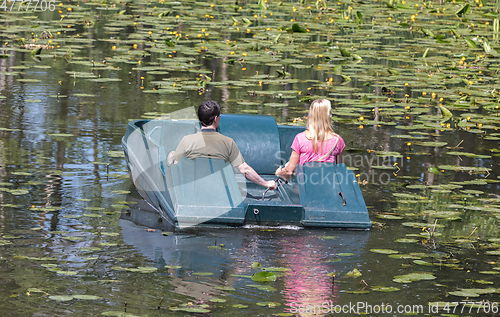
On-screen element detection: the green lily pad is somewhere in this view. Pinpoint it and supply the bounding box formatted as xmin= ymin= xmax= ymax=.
xmin=393 ymin=272 xmax=436 ymax=283
xmin=215 ymin=286 xmax=235 ymax=291
xmin=261 ymin=267 xmax=290 ymax=272
xmin=413 ymin=260 xmax=433 ymax=266
xmin=395 ymin=238 xmax=419 ymax=243
xmin=370 ymin=249 xmax=399 ymax=254
xmin=232 ymin=304 xmax=248 ymax=309
xmin=137 ymin=266 xmax=157 ymax=273
xmin=318 ymin=235 xmax=338 ymax=239
xmin=164 ymin=265 xmax=181 ymax=269
xmin=486 ymin=250 xmax=500 ymax=256
xmin=251 ymin=262 xmax=261 ymax=269
xmin=101 ymin=311 xmax=140 ymax=316
xmin=73 ymin=295 xmax=102 ymax=300
xmin=247 ymin=284 xmax=277 ymax=291
xmin=345 ymin=268 xmax=362 ymax=278
xmin=377 ymin=214 xmax=403 ymax=220
xmin=56 ymin=270 xmax=78 ymax=276
xmin=256 ymin=302 xmax=281 ymax=307
xmin=251 ymin=271 xmax=277 ymax=282
xmin=371 ymin=286 xmax=400 ymax=292
xmin=49 ymin=295 xmax=74 ymax=301
xmin=448 ymin=290 xmax=480 ymax=297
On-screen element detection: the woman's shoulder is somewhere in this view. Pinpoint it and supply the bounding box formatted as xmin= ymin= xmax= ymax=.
xmin=295 ymin=131 xmax=307 ymax=140
xmin=326 ymin=132 xmax=342 ymax=140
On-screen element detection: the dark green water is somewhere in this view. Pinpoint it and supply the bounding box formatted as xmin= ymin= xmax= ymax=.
xmin=1 ymin=0 xmax=500 ymax=316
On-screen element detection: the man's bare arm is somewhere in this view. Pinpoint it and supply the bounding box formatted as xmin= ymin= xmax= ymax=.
xmin=236 ymin=162 xmax=276 ymax=189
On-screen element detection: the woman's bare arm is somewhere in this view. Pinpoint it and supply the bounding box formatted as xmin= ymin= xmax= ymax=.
xmin=275 ymin=150 xmax=300 ymax=181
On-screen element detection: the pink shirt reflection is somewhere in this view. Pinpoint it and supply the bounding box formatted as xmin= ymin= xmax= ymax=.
xmin=281 ymin=237 xmax=338 ymax=315
xmin=291 ymin=132 xmax=345 ymax=165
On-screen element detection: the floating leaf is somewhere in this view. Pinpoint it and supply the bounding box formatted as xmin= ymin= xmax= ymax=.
xmin=73 ymin=295 xmax=102 ymax=300
xmin=395 ymin=238 xmax=419 ymax=243
xmin=370 ymin=249 xmax=399 ymax=254
xmin=339 ymin=47 xmax=350 ymax=57
xmin=256 ymin=302 xmax=281 ymax=307
xmin=439 ymin=105 xmax=453 ymax=117
xmin=448 ymin=290 xmax=480 ymax=297
xmin=251 ymin=271 xmax=277 ymax=282
xmin=319 ymin=235 xmax=338 ymax=240
xmin=251 ymin=262 xmax=261 ymax=269
xmin=102 ymin=311 xmax=140 ymax=316
xmin=413 ymin=260 xmax=433 ymax=266
xmin=371 ymin=286 xmax=400 ymax=292
xmin=455 ymin=3 xmax=470 ymax=16
xmin=356 ymin=11 xmax=363 ymax=24
xmin=232 ymin=304 xmax=248 ymax=309
xmin=377 ymin=214 xmax=403 ymax=220
xmin=464 ymin=38 xmax=478 ymax=48
xmin=49 ymin=295 xmax=74 ymax=301
xmin=137 ymin=266 xmax=157 ymax=273
xmin=291 ymin=24 xmax=306 ymax=33
xmin=56 ymin=270 xmax=78 ymax=276
xmin=428 ymin=167 xmax=440 ymax=174
xmin=393 ymin=272 xmax=436 ymax=283
xmin=345 ymin=268 xmax=362 ymax=278
xmin=486 ymin=250 xmax=500 ymax=256
xmin=215 ymin=286 xmax=235 ymax=291
xmin=164 ymin=265 xmax=181 ymax=269
xmin=247 ymin=284 xmax=277 ymax=291
xmin=261 ymin=267 xmax=290 ymax=272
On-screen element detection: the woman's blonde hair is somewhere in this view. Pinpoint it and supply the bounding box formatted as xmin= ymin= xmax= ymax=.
xmin=306 ymin=98 xmax=334 ymax=153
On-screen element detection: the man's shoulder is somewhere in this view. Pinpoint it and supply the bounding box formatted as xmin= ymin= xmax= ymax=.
xmin=179 ymin=131 xmax=203 ymax=141
xmin=205 ymin=132 xmax=236 ymax=143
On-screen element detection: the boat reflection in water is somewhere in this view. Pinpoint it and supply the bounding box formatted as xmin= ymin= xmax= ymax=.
xmin=119 ymin=190 xmax=370 ymax=314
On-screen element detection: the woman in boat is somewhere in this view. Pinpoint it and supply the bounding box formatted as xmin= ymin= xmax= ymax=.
xmin=275 ymin=98 xmax=345 ymax=181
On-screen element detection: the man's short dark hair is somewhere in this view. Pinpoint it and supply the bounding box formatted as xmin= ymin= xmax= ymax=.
xmin=198 ymin=100 xmax=220 ymax=126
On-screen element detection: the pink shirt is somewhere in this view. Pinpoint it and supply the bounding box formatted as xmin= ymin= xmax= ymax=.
xmin=291 ymin=132 xmax=345 ymax=165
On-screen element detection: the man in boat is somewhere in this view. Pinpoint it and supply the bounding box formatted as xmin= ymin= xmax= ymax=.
xmin=168 ymin=100 xmax=277 ymax=190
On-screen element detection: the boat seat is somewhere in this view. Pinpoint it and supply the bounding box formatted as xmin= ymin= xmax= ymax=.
xmin=297 ymin=163 xmax=371 ymax=228
xmin=219 ymin=114 xmax=281 ymax=175
xmin=158 ymin=120 xmax=200 ymax=176
xmin=278 ymin=125 xmax=305 ymax=165
xmin=168 ymin=157 xmax=245 ymax=226
xmin=160 ymin=120 xmax=200 ymax=153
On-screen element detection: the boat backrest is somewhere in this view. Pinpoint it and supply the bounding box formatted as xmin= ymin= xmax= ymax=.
xmin=160 ymin=120 xmax=200 ymax=153
xmin=157 ymin=120 xmax=200 ymax=175
xmin=219 ymin=114 xmax=281 ymax=175
xmin=297 ymin=163 xmax=368 ymax=213
xmin=169 ymin=157 xmax=243 ymax=209
xmin=167 ymin=157 xmax=245 ymax=226
xmin=278 ymin=125 xmax=305 ymax=164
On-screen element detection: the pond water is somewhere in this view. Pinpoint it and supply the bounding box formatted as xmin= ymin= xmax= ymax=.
xmin=1 ymin=0 xmax=500 ymax=316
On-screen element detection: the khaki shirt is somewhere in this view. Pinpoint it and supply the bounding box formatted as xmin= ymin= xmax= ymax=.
xmin=173 ymin=130 xmax=245 ymax=167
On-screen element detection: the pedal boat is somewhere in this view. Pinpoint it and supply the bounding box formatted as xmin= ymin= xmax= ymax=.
xmin=122 ymin=114 xmax=372 ymax=229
